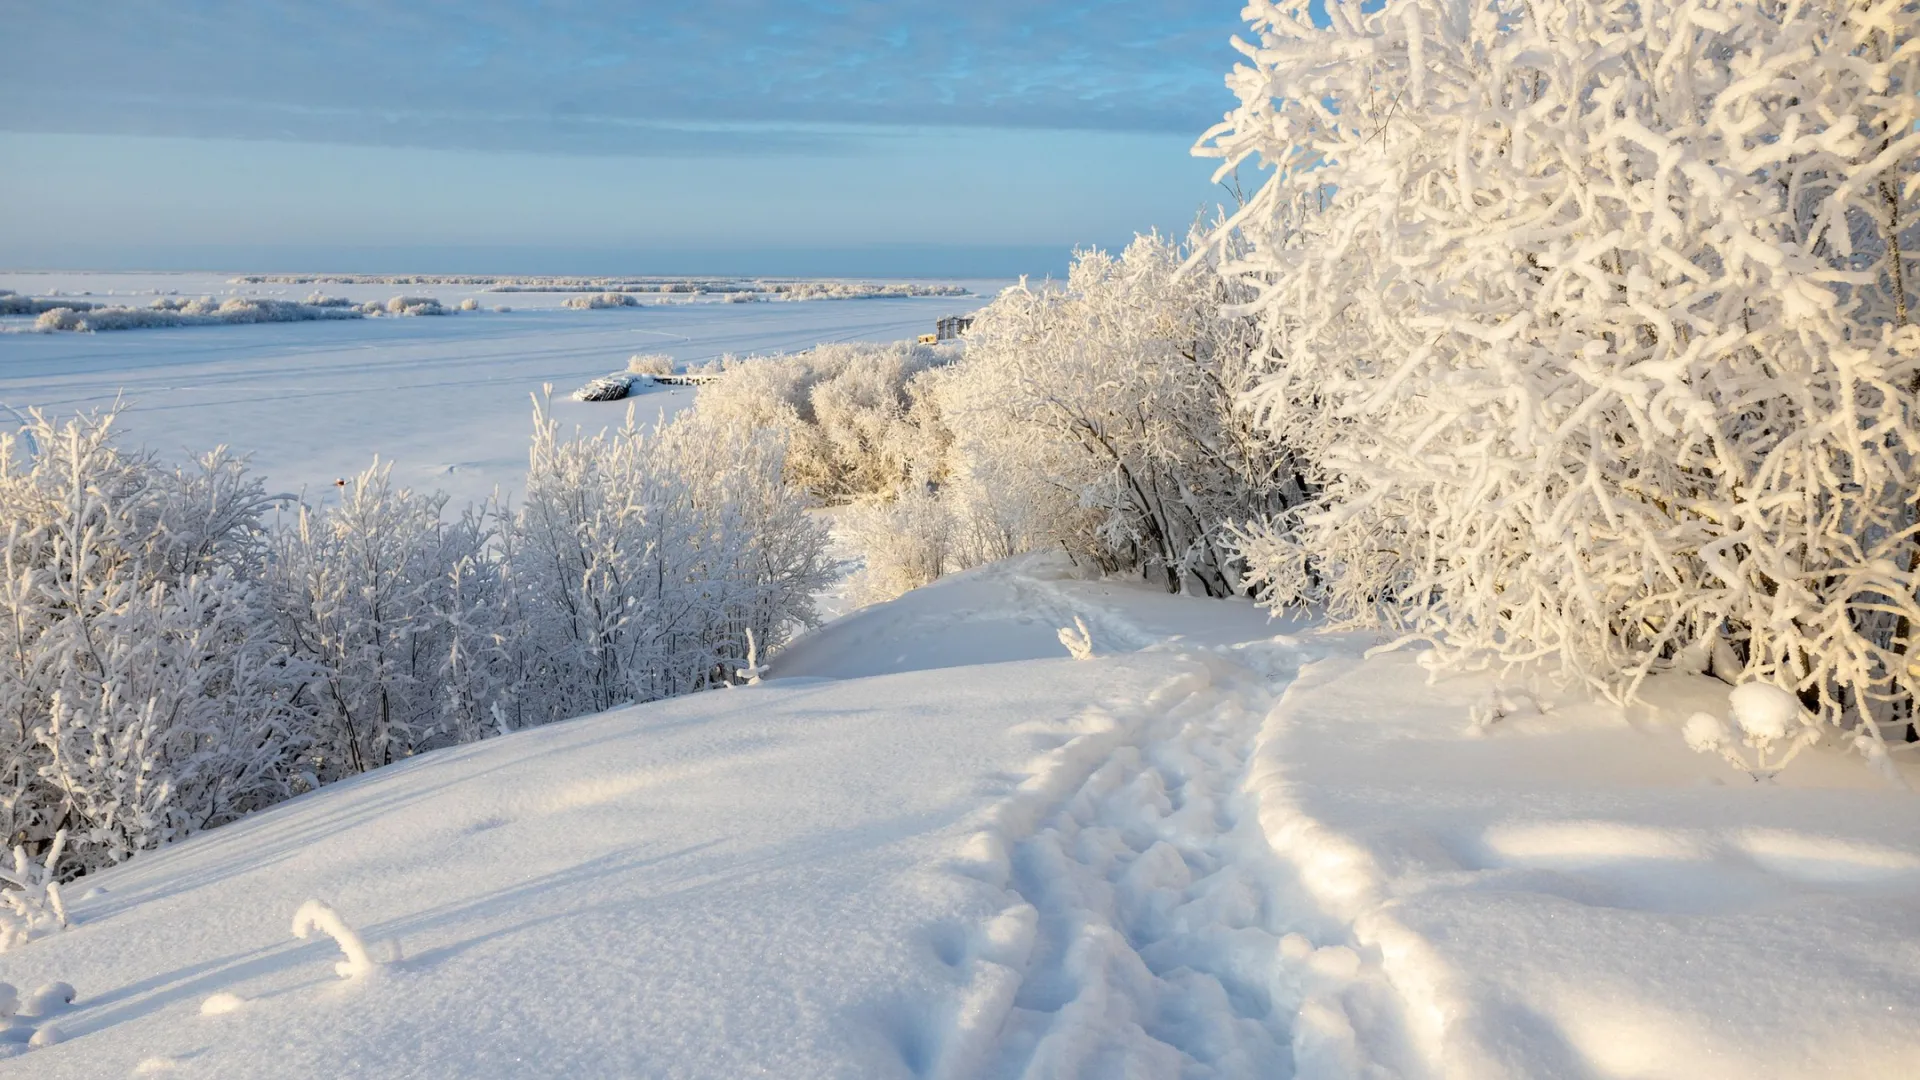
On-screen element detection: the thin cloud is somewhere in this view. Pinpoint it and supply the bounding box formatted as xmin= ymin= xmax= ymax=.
xmin=6 ymin=1 xmax=1249 ymax=155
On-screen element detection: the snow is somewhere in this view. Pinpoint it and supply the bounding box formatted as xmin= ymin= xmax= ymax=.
xmin=1252 ymin=650 xmax=1920 ymax=1078
xmin=0 ymin=271 xmax=999 ymax=508
xmin=6 ymin=548 xmax=1912 ymax=1076
xmin=1728 ymin=682 xmax=1805 ymax=743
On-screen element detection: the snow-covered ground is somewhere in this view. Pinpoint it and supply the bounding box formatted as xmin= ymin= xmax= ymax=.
xmin=0 ymin=271 xmax=998 ymax=507
xmin=5 ymin=552 xmax=1915 ymax=1077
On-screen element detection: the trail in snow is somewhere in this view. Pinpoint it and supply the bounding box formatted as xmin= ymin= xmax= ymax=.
xmin=882 ymin=559 xmax=1325 ymax=1079
xmin=950 ymin=649 xmax=1293 ymax=1078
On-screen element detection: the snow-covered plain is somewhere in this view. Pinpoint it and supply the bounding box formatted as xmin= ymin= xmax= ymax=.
xmin=0 ymin=271 xmax=998 ymax=507
xmin=4 ymin=553 xmax=1915 ymax=1077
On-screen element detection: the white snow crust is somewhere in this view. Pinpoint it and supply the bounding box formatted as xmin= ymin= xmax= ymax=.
xmin=3 ymin=551 xmax=1914 ymax=1077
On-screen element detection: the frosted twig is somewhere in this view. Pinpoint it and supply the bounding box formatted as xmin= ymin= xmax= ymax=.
xmin=291 ymin=899 xmax=376 ymax=979
xmin=1058 ymin=616 xmax=1095 ymax=661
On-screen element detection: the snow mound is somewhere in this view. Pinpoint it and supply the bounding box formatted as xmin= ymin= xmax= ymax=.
xmin=562 ymin=292 xmax=640 ymax=309
xmin=571 ymin=373 xmax=635 ymax=402
xmin=379 ymin=295 xmax=445 ymax=316
xmin=1729 ymin=682 xmax=1805 ymax=742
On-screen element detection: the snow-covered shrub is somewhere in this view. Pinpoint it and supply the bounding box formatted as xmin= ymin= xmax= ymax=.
xmin=0 ymin=397 xmax=844 ymax=877
xmin=0 ymin=412 xmax=308 ymax=873
xmin=33 ymin=298 xmax=363 ymax=332
xmin=505 ymin=397 xmax=832 ymax=719
xmin=1685 ymin=683 xmax=1822 ymax=780
xmin=627 ymin=353 xmax=677 ymax=377
xmin=837 ymin=488 xmax=956 ymax=607
xmin=562 ymin=292 xmax=639 ymax=310
xmin=1201 ymin=0 xmax=1920 ymax=751
xmin=32 ymin=309 xmax=83 ymax=332
xmin=689 ymin=252 xmax=1294 ymax=603
xmin=1 ymin=295 xmax=92 ymax=317
xmin=269 ymin=464 xmax=498 ymax=776
xmin=945 ymin=234 xmax=1301 ymax=595
xmin=693 ymin=342 xmax=956 ymax=503
xmin=384 ymin=296 xmax=445 ymax=316
xmin=0 ymin=833 xmax=68 ymax=952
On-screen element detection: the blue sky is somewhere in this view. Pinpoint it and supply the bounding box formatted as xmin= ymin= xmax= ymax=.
xmin=0 ymin=2 xmax=1254 ymax=277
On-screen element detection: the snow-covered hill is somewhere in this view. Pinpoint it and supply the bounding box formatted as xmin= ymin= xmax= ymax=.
xmin=4 ymin=555 xmax=1917 ymax=1077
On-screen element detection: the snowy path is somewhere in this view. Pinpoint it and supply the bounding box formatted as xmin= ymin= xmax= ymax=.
xmin=805 ymin=560 xmax=1318 ymax=1078
xmin=941 ymin=646 xmax=1297 ymax=1078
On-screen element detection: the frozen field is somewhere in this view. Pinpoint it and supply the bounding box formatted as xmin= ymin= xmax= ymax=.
xmin=0 ymin=270 xmax=998 ymax=507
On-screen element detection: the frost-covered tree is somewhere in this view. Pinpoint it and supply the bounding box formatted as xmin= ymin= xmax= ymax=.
xmin=0 ymin=413 xmax=306 ymax=873
xmin=1202 ymin=0 xmax=1920 ymax=752
xmin=269 ymin=464 xmax=497 ymax=776
xmin=0 ymin=399 xmax=836 ymax=880
xmin=507 ymin=396 xmax=833 ymax=719
xmin=947 ymin=233 xmax=1305 ymax=596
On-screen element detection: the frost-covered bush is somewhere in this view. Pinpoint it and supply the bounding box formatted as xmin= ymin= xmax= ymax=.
xmin=0 ymin=413 xmax=308 ymax=874
xmin=690 ymin=245 xmax=1297 ymax=604
xmin=269 ymin=465 xmax=499 ymax=776
xmin=507 ymin=397 xmax=833 ymax=717
xmin=0 ymin=294 xmax=92 ymax=317
xmin=0 ymin=833 xmax=69 ymax=952
xmin=627 ymin=353 xmax=677 ymax=377
xmin=945 ymin=234 xmax=1302 ymax=596
xmin=693 ymin=342 xmax=956 ymax=503
xmin=33 ymin=297 xmax=364 ymax=332
xmin=384 ymin=296 xmax=445 ymax=316
xmin=562 ymin=292 xmax=640 ymax=310
xmin=1684 ymin=683 xmax=1823 ymax=780
xmin=837 ymin=489 xmax=957 ymax=607
xmin=0 ymin=399 xmax=835 ymax=879
xmin=1201 ymin=0 xmax=1920 ymax=752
